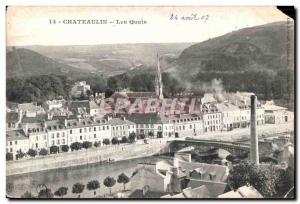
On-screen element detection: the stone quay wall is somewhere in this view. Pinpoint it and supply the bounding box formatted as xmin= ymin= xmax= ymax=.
xmin=6 ymin=139 xmax=171 ymax=176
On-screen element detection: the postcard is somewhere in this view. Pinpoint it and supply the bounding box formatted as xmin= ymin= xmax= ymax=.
xmin=6 ymin=6 xmax=295 ymax=199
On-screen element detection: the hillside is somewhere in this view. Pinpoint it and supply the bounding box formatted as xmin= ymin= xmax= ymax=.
xmin=6 ymin=48 xmax=89 ymax=78
xmin=14 ymin=43 xmax=194 ymax=77
xmin=178 ymin=21 xmax=294 ymax=75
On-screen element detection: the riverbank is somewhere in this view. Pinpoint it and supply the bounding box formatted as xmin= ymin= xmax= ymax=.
xmin=6 ymin=138 xmax=171 ymax=176
xmin=6 ymin=122 xmax=293 ymax=176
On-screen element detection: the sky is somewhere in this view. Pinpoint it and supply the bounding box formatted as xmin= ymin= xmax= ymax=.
xmin=6 ymin=6 xmax=289 ymax=46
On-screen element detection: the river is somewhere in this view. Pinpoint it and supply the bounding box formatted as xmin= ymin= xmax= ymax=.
xmin=7 ymin=156 xmax=172 ymax=198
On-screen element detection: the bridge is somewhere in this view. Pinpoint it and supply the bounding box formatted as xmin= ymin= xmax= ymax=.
xmin=170 ymin=138 xmax=250 ymax=157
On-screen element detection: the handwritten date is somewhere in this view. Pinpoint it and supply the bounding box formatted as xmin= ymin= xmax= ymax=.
xmin=170 ymin=13 xmax=209 ymax=22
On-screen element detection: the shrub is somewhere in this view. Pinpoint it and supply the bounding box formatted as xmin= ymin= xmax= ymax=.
xmin=111 ymin=137 xmax=119 ymax=145
xmin=16 ymin=150 xmax=26 ymax=160
xmin=128 ymin=133 xmax=136 ymax=143
xmin=61 ymin=145 xmax=69 ymax=152
xmin=121 ymin=136 xmax=128 ymax=143
xmin=70 ymin=142 xmax=82 ymax=151
xmin=39 ymin=148 xmax=48 ymax=156
xmin=27 ymin=149 xmax=37 ymax=157
xmin=50 ymin=146 xmax=59 ymax=154
xmin=82 ymin=141 xmax=92 ymax=149
xmin=94 ymin=141 xmax=101 ymax=148
xmin=103 ymin=138 xmax=110 ymax=145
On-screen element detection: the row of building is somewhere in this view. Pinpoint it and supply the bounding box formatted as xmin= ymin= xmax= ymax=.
xmin=6 ymin=93 xmax=293 ymax=160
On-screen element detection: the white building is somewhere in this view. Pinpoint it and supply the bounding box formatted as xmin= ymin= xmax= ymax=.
xmin=264 ymin=102 xmax=293 ymax=124
xmin=107 ymin=117 xmax=136 ymax=138
xmin=65 ymin=117 xmax=111 ymax=146
xmin=202 ymin=103 xmax=222 ymax=133
xmin=6 ymin=130 xmax=30 ymax=159
xmin=70 ymin=81 xmax=91 ymax=98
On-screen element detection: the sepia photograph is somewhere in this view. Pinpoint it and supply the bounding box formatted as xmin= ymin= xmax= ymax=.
xmin=5 ymin=6 xmax=295 ymax=199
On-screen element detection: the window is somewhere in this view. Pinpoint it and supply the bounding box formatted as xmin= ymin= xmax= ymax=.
xmin=57 ymin=140 xmax=60 ymax=145
xmin=10 ymin=148 xmax=13 ymax=152
xmin=103 ymin=126 xmax=105 ymax=130
xmin=15 ymin=141 xmax=17 ymax=145
xmin=62 ymin=139 xmax=65 ymax=144
xmin=80 ymin=129 xmax=82 ymax=133
xmin=62 ymin=132 xmax=65 ymax=137
xmin=10 ymin=141 xmax=12 ymax=145
xmin=94 ymin=134 xmax=96 ymax=138
xmin=94 ymin=127 xmax=96 ymax=131
xmin=80 ymin=136 xmax=82 ymax=140
xmin=44 ymin=135 xmax=47 ymax=140
xmin=70 ymin=129 xmax=72 ymax=134
xmin=36 ymin=143 xmax=38 ymax=148
xmin=52 ymin=133 xmax=54 ymax=138
xmin=107 ymin=126 xmax=109 ymax=130
xmin=57 ymin=133 xmax=60 ymax=138
xmin=89 ymin=128 xmax=92 ymax=132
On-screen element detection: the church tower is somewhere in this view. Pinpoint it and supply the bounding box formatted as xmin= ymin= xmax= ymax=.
xmin=155 ymin=54 xmax=164 ymax=100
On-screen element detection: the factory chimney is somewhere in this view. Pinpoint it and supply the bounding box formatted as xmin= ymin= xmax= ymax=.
xmin=250 ymin=95 xmax=259 ymax=165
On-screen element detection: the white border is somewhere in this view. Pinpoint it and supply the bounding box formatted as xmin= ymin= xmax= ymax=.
xmin=1 ymin=1 xmax=299 ymax=204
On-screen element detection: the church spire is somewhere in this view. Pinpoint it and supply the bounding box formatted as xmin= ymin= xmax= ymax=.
xmin=155 ymin=54 xmax=163 ymax=100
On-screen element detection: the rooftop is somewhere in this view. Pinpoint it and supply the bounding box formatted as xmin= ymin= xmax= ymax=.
xmin=218 ymin=185 xmax=263 ymax=198
xmin=6 ymin=130 xmax=28 ymax=141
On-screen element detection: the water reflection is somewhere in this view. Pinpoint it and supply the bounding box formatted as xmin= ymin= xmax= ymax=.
xmin=7 ymin=156 xmax=171 ymax=198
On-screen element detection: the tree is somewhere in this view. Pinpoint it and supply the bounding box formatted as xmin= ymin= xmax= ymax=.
xmin=27 ymin=149 xmax=37 ymax=157
xmin=103 ymin=176 xmax=116 ymax=195
xmin=148 ymin=131 xmax=154 ymax=138
xmin=72 ymin=183 xmax=85 ymax=198
xmin=6 ymin=152 xmax=13 ymax=161
xmin=39 ymin=148 xmax=48 ymax=156
xmin=86 ymin=180 xmax=100 ymax=197
xmin=228 ymin=161 xmax=281 ymax=197
xmin=70 ymin=142 xmax=82 ymax=151
xmin=128 ymin=132 xmax=136 ymax=143
xmin=21 ymin=191 xmax=35 ymax=198
xmin=111 ymin=137 xmax=119 ymax=145
xmin=50 ymin=146 xmax=59 ymax=154
xmin=16 ymin=150 xmax=26 ymax=160
xmin=82 ymin=141 xmax=92 ymax=149
xmin=117 ymin=173 xmax=130 ymax=191
xmin=103 ymin=138 xmax=110 ymax=145
xmin=138 ymin=134 xmax=145 ymax=140
xmin=54 ymin=187 xmax=68 ymax=198
xmin=38 ymin=188 xmax=54 ymax=198
xmin=121 ymin=136 xmax=128 ymax=143
xmin=61 ymin=145 xmax=69 ymax=152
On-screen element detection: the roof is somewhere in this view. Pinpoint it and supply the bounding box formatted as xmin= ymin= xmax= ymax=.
xmin=188 ymin=179 xmax=228 ymax=197
xmin=22 ymin=114 xmax=47 ymax=123
xmin=69 ymin=100 xmax=90 ymax=113
xmin=264 ymin=104 xmax=288 ymax=111
xmin=129 ymin=190 xmax=165 ymax=198
xmin=217 ymin=102 xmax=240 ymax=112
xmin=65 ymin=117 xmax=108 ymax=128
xmin=6 ymin=112 xmax=19 ymax=123
xmin=177 ymin=160 xmax=229 ymax=182
xmin=18 ymin=102 xmax=44 ymax=112
xmin=182 ymin=186 xmax=212 ymax=198
xmin=218 ymin=185 xmax=263 ymax=198
xmin=127 ymin=113 xmax=162 ymax=124
xmin=107 ymin=118 xmax=135 ymax=126
xmin=6 ymin=130 xmax=28 ymax=141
